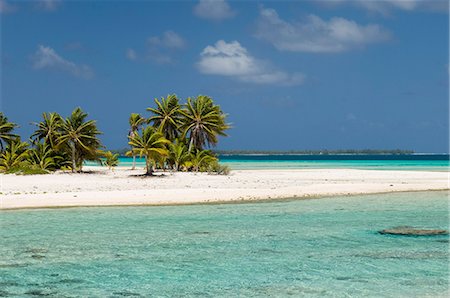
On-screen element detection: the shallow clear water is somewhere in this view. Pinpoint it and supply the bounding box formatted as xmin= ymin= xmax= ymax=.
xmin=89 ymin=155 xmax=450 ymax=171
xmin=218 ymin=154 xmax=450 ymax=171
xmin=220 ymin=159 xmax=449 ymax=171
xmin=1 ymin=191 xmax=449 ymax=297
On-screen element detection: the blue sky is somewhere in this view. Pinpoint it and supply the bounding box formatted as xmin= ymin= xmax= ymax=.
xmin=1 ymin=0 xmax=448 ymax=152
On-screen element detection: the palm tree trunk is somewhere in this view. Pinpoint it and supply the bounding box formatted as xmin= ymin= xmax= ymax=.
xmin=188 ymin=138 xmax=194 ymax=152
xmin=145 ymin=157 xmax=152 ymax=175
xmin=70 ymin=142 xmax=76 ymax=173
xmin=132 ymin=153 xmax=136 ymax=170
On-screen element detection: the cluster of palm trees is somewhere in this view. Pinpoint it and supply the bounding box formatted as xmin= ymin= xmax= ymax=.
xmin=128 ymin=94 xmax=230 ymax=175
xmin=0 ymin=108 xmax=103 ymax=173
xmin=0 ymin=94 xmax=230 ymax=175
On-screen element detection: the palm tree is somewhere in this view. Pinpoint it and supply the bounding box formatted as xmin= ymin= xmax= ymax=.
xmin=0 ymin=139 xmax=29 ymax=171
xmin=128 ymin=126 xmax=170 ymax=175
xmin=180 ymin=95 xmax=230 ymax=151
xmin=31 ymin=112 xmax=62 ymax=149
xmin=27 ymin=142 xmax=59 ymax=172
xmin=129 ymin=113 xmax=146 ymax=170
xmin=102 ymin=151 xmax=119 ymax=170
xmin=0 ymin=112 xmax=18 ymax=151
xmin=168 ymin=138 xmax=190 ymax=171
xmin=147 ymin=94 xmax=182 ymax=141
xmin=57 ymin=107 xmax=102 ymax=172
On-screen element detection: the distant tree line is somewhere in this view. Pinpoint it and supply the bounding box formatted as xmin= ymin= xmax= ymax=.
xmin=213 ymin=149 xmax=415 ymax=155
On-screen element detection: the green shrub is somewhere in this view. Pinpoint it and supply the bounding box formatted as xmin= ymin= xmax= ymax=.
xmin=101 ymin=151 xmax=119 ymax=170
xmin=5 ymin=164 xmax=49 ymax=175
xmin=207 ymin=161 xmax=231 ymax=175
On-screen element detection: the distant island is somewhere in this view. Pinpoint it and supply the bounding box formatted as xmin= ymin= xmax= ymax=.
xmin=110 ymin=149 xmax=415 ymax=156
xmin=213 ymin=149 xmax=415 ymax=155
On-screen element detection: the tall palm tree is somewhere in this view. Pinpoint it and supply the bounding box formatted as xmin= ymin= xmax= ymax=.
xmin=31 ymin=112 xmax=62 ymax=148
xmin=57 ymin=107 xmax=102 ymax=172
xmin=128 ymin=126 xmax=170 ymax=175
xmin=128 ymin=113 xmax=146 ymax=170
xmin=0 ymin=112 xmax=18 ymax=151
xmin=180 ymin=95 xmax=230 ymax=151
xmin=147 ymin=94 xmax=182 ymax=141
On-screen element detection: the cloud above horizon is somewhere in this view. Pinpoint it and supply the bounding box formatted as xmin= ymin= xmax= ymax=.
xmin=0 ymin=0 xmax=16 ymax=14
xmin=148 ymin=30 xmax=185 ymax=49
xmin=254 ymin=7 xmax=391 ymax=53
xmin=197 ymin=40 xmax=304 ymax=86
xmin=322 ymin=0 xmax=448 ymax=14
xmin=36 ymin=0 xmax=61 ymax=11
xmin=127 ymin=30 xmax=186 ymax=64
xmin=193 ymin=0 xmax=236 ymax=21
xmin=32 ymin=45 xmax=93 ymax=79
xmin=126 ymin=48 xmax=137 ymax=61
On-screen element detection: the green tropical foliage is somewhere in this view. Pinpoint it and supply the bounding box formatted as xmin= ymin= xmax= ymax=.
xmin=147 ymin=94 xmax=182 ymax=141
xmin=207 ymin=160 xmax=231 ymax=175
xmin=0 ymin=95 xmax=230 ymax=176
xmin=31 ymin=112 xmax=62 ymax=148
xmin=128 ymin=126 xmax=170 ymax=175
xmin=27 ymin=142 xmax=60 ymax=171
xmin=102 ymin=151 xmax=119 ymax=170
xmin=57 ymin=107 xmax=102 ymax=172
xmin=167 ymin=138 xmax=190 ymax=171
xmin=187 ymin=149 xmax=218 ymax=172
xmin=0 ymin=112 xmax=18 ymax=151
xmin=0 ymin=139 xmax=29 ymax=171
xmin=180 ymin=95 xmax=230 ymax=151
xmin=128 ymin=113 xmax=146 ymax=170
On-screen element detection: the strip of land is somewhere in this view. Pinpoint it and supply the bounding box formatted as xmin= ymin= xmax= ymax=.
xmin=1 ymin=167 xmax=448 ymax=210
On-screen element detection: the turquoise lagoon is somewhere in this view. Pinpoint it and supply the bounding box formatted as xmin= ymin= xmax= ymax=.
xmin=92 ymin=154 xmax=450 ymax=171
xmin=1 ymin=191 xmax=449 ymax=297
xmin=218 ymin=154 xmax=450 ymax=171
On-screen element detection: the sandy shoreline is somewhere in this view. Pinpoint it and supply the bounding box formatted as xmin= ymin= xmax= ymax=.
xmin=1 ymin=167 xmax=448 ymax=210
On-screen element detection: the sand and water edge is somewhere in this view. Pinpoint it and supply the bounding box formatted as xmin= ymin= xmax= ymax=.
xmin=1 ymin=167 xmax=448 ymax=210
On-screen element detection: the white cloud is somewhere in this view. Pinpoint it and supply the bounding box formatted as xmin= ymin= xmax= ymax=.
xmin=147 ymin=31 xmax=185 ymax=64
xmin=32 ymin=45 xmax=93 ymax=79
xmin=126 ymin=48 xmax=137 ymax=61
xmin=255 ymin=7 xmax=391 ymax=53
xmin=147 ymin=30 xmax=185 ymax=49
xmin=36 ymin=0 xmax=61 ymax=11
xmin=194 ymin=0 xmax=236 ymax=21
xmin=127 ymin=31 xmax=185 ymax=64
xmin=366 ymin=0 xmax=447 ymax=13
xmin=0 ymin=0 xmax=17 ymax=14
xmin=198 ymin=41 xmax=260 ymax=76
xmin=321 ymin=0 xmax=448 ymax=14
xmin=197 ymin=40 xmax=304 ymax=86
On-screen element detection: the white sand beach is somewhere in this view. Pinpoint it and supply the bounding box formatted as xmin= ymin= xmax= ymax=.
xmin=1 ymin=167 xmax=448 ymax=210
